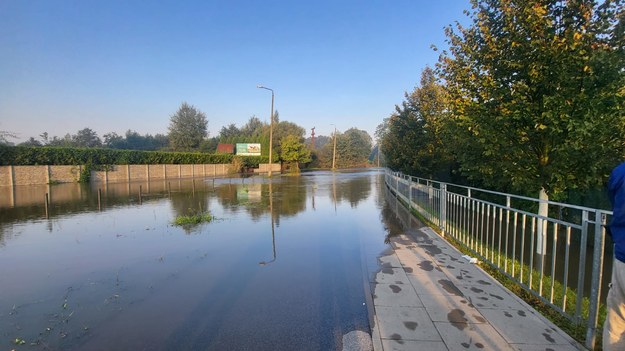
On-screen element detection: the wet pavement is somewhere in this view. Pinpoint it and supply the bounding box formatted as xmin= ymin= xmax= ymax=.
xmin=368 ymin=224 xmax=584 ymax=351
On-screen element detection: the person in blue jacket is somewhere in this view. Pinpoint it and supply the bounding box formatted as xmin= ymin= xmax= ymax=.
xmin=605 ymin=162 xmax=625 ymax=350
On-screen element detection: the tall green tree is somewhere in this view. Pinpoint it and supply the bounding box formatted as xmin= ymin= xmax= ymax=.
xmin=168 ymin=102 xmax=208 ymax=151
xmin=218 ymin=123 xmax=241 ymax=141
xmin=280 ymin=135 xmax=312 ymax=172
xmin=381 ymin=67 xmax=451 ymax=179
xmin=335 ymin=128 xmax=373 ymax=167
xmin=273 ymin=120 xmax=306 ymax=160
xmin=438 ymin=0 xmax=625 ymax=200
xmin=73 ymin=128 xmax=102 ymax=148
xmin=240 ymin=116 xmax=265 ymax=137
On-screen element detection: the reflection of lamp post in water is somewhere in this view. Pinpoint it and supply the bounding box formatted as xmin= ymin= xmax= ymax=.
xmin=259 ymin=181 xmax=277 ymax=265
xmin=332 ymin=173 xmax=337 ymax=214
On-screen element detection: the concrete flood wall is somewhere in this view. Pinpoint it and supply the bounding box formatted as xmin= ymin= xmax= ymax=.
xmin=0 ymin=164 xmax=232 ymax=187
xmin=0 ymin=165 xmax=82 ymax=186
xmin=90 ymin=164 xmax=230 ymax=183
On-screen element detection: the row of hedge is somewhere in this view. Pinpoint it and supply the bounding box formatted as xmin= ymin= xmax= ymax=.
xmin=0 ymin=145 xmax=270 ymax=167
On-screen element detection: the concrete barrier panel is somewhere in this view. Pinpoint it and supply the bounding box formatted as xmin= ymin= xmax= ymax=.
xmin=50 ymin=166 xmax=80 ymax=183
xmin=130 ymin=165 xmax=147 ymax=181
xmin=14 ymin=166 xmax=48 ymax=185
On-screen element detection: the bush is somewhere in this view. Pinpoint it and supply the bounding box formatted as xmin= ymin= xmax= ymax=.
xmin=0 ymin=145 xmax=271 ymax=166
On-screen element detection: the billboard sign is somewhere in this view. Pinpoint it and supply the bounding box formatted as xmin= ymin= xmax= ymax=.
xmin=235 ymin=143 xmax=261 ymax=156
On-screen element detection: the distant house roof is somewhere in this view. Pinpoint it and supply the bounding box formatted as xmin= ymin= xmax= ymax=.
xmin=216 ymin=143 xmax=234 ymax=154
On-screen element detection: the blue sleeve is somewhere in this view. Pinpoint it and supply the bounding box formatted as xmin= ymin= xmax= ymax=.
xmin=608 ymin=163 xmax=625 ymax=260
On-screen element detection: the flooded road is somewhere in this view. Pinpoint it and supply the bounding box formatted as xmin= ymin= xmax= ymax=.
xmin=0 ymin=170 xmax=396 ymax=350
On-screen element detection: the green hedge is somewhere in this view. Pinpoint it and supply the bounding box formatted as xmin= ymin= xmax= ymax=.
xmin=0 ymin=145 xmax=269 ymax=167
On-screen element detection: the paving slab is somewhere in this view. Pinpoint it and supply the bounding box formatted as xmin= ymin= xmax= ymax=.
xmin=377 ymin=253 xmax=403 ymax=268
xmin=372 ymin=283 xmax=423 ymax=307
xmin=455 ymin=282 xmax=527 ymax=310
xmin=370 ymin=267 xmax=411 ymax=285
xmin=434 ymin=321 xmax=514 ymax=351
xmin=381 ymin=339 xmax=448 ymax=351
xmin=479 ymin=308 xmax=576 ymax=347
xmin=418 ymin=293 xmax=487 ymax=324
xmin=374 ymin=306 xmax=441 ymax=342
xmin=406 ymin=270 xmax=453 ymax=296
xmin=370 ymin=225 xmax=583 ymax=351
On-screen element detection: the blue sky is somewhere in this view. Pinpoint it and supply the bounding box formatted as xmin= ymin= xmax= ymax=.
xmin=1 ymin=0 xmax=470 ymax=143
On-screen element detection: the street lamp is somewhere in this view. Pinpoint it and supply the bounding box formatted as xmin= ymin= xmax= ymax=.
xmin=257 ymin=85 xmax=274 ymax=177
xmin=331 ymin=124 xmax=337 ymax=170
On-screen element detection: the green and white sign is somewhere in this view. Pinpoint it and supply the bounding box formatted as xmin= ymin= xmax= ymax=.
xmin=235 ymin=143 xmax=261 ymax=156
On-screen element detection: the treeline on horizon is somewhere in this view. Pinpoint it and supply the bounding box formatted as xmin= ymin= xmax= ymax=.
xmin=376 ymin=0 xmax=624 ymax=206
xmin=1 ymin=104 xmax=375 ymax=170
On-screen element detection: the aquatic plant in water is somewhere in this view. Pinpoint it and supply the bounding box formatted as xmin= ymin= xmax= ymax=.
xmin=173 ymin=212 xmax=213 ymax=226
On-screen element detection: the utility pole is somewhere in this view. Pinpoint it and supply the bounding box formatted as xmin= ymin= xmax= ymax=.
xmin=257 ymin=85 xmax=274 ymax=177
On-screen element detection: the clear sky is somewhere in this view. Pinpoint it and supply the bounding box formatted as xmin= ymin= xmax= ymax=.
xmin=1 ymin=0 xmax=470 ymax=143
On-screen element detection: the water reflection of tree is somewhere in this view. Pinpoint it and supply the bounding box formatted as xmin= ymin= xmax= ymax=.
xmin=169 ymin=191 xmax=211 ymax=233
xmin=212 ymin=179 xmax=308 ymax=224
xmin=271 ymin=177 xmax=307 ymax=225
xmin=331 ymin=175 xmax=372 ymax=208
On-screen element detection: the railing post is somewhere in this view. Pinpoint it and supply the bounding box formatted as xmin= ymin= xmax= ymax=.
xmin=586 ymin=211 xmax=608 ymax=350
xmin=440 ymin=183 xmax=447 ymax=236
xmin=576 ymin=210 xmax=590 ymax=320
xmin=408 ymin=178 xmax=413 ymax=211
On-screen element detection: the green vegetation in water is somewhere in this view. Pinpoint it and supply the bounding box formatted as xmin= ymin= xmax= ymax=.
xmin=173 ymin=212 xmax=214 ymax=226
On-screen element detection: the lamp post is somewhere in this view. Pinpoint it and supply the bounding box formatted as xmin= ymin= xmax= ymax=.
xmin=257 ymin=85 xmax=274 ymax=177
xmin=331 ymin=124 xmax=337 ymax=170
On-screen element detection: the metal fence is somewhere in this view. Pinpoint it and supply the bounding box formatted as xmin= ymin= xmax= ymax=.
xmin=384 ymin=169 xmax=613 ymax=349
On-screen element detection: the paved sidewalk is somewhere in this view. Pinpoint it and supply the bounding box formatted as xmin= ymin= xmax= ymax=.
xmin=369 ymin=226 xmax=584 ymax=351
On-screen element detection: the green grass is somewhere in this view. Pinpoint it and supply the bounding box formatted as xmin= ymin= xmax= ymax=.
xmin=173 ymin=212 xmax=213 ymax=226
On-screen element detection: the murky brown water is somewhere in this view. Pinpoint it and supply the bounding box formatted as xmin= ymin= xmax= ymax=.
xmin=0 ymin=170 xmax=400 ymax=351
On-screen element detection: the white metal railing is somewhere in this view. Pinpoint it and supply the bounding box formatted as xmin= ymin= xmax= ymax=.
xmin=384 ymin=169 xmax=613 ymax=349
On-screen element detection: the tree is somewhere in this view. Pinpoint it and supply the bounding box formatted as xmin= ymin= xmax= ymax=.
xmin=240 ymin=116 xmax=265 ymax=137
xmin=273 ymin=120 xmax=306 ymax=160
xmin=39 ymin=132 xmax=49 ymax=145
xmin=104 ymin=130 xmax=169 ymax=151
xmin=438 ymin=0 xmax=625 ymax=200
xmin=168 ymin=102 xmax=208 ymax=151
xmin=104 ymin=132 xmax=125 ymax=148
xmin=280 ymin=135 xmax=312 ymax=172
xmin=335 ymin=128 xmax=373 ymax=167
xmin=219 ymin=123 xmax=241 ymax=141
xmin=0 ymin=130 xmax=17 ymax=145
xmin=381 ymin=67 xmax=451 ymax=179
xmin=19 ymin=137 xmax=43 ymax=147
xmin=73 ymin=128 xmax=102 ymax=148
xmin=305 ymin=134 xmax=331 ymax=150
xmin=48 ymin=134 xmax=74 ymax=147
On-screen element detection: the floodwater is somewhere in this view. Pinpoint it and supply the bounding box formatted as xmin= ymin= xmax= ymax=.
xmin=0 ymin=169 xmax=396 ymax=351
